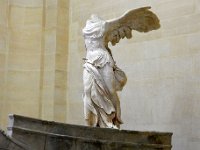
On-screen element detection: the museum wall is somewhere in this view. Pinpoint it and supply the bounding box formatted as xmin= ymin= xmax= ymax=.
xmin=67 ymin=0 xmax=200 ymax=150
xmin=0 ymin=0 xmax=8 ymax=130
xmin=0 ymin=0 xmax=69 ymax=129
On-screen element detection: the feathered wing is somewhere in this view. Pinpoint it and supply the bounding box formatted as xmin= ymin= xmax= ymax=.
xmin=104 ymin=7 xmax=160 ymax=46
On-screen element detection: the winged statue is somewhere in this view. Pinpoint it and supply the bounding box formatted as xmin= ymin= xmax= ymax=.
xmin=82 ymin=7 xmax=160 ymax=129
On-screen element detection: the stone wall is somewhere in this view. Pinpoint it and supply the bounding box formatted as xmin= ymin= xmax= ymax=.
xmin=67 ymin=0 xmax=200 ymax=150
xmin=0 ymin=0 xmax=69 ymax=129
xmin=0 ymin=0 xmax=9 ymax=131
xmin=53 ymin=0 xmax=69 ymax=122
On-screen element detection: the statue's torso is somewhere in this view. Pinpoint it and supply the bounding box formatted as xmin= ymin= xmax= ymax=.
xmin=84 ymin=38 xmax=114 ymax=68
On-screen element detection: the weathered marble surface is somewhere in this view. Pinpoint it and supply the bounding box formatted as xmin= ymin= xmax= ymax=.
xmin=0 ymin=129 xmax=27 ymax=150
xmin=11 ymin=127 xmax=172 ymax=150
xmin=82 ymin=7 xmax=160 ymax=128
xmin=6 ymin=114 xmax=172 ymax=150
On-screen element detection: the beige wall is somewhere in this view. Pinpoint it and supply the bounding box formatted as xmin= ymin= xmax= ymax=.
xmin=54 ymin=0 xmax=69 ymax=122
xmin=67 ymin=0 xmax=200 ymax=150
xmin=0 ymin=0 xmax=9 ymax=130
xmin=0 ymin=0 xmax=69 ymax=129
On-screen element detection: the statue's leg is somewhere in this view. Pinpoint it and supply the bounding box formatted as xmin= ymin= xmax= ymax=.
xmin=99 ymin=63 xmax=122 ymax=126
xmin=85 ymin=111 xmax=97 ymax=127
xmin=83 ymin=68 xmax=98 ymax=127
xmin=112 ymin=92 xmax=123 ymax=124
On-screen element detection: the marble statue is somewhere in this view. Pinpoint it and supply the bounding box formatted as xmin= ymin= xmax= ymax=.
xmin=82 ymin=7 xmax=160 ymax=129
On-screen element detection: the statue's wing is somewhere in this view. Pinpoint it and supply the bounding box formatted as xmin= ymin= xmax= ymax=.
xmin=104 ymin=7 xmax=160 ymax=46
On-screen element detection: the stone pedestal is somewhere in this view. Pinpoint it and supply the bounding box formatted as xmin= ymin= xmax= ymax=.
xmin=1 ymin=114 xmax=173 ymax=150
xmin=0 ymin=129 xmax=28 ymax=150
